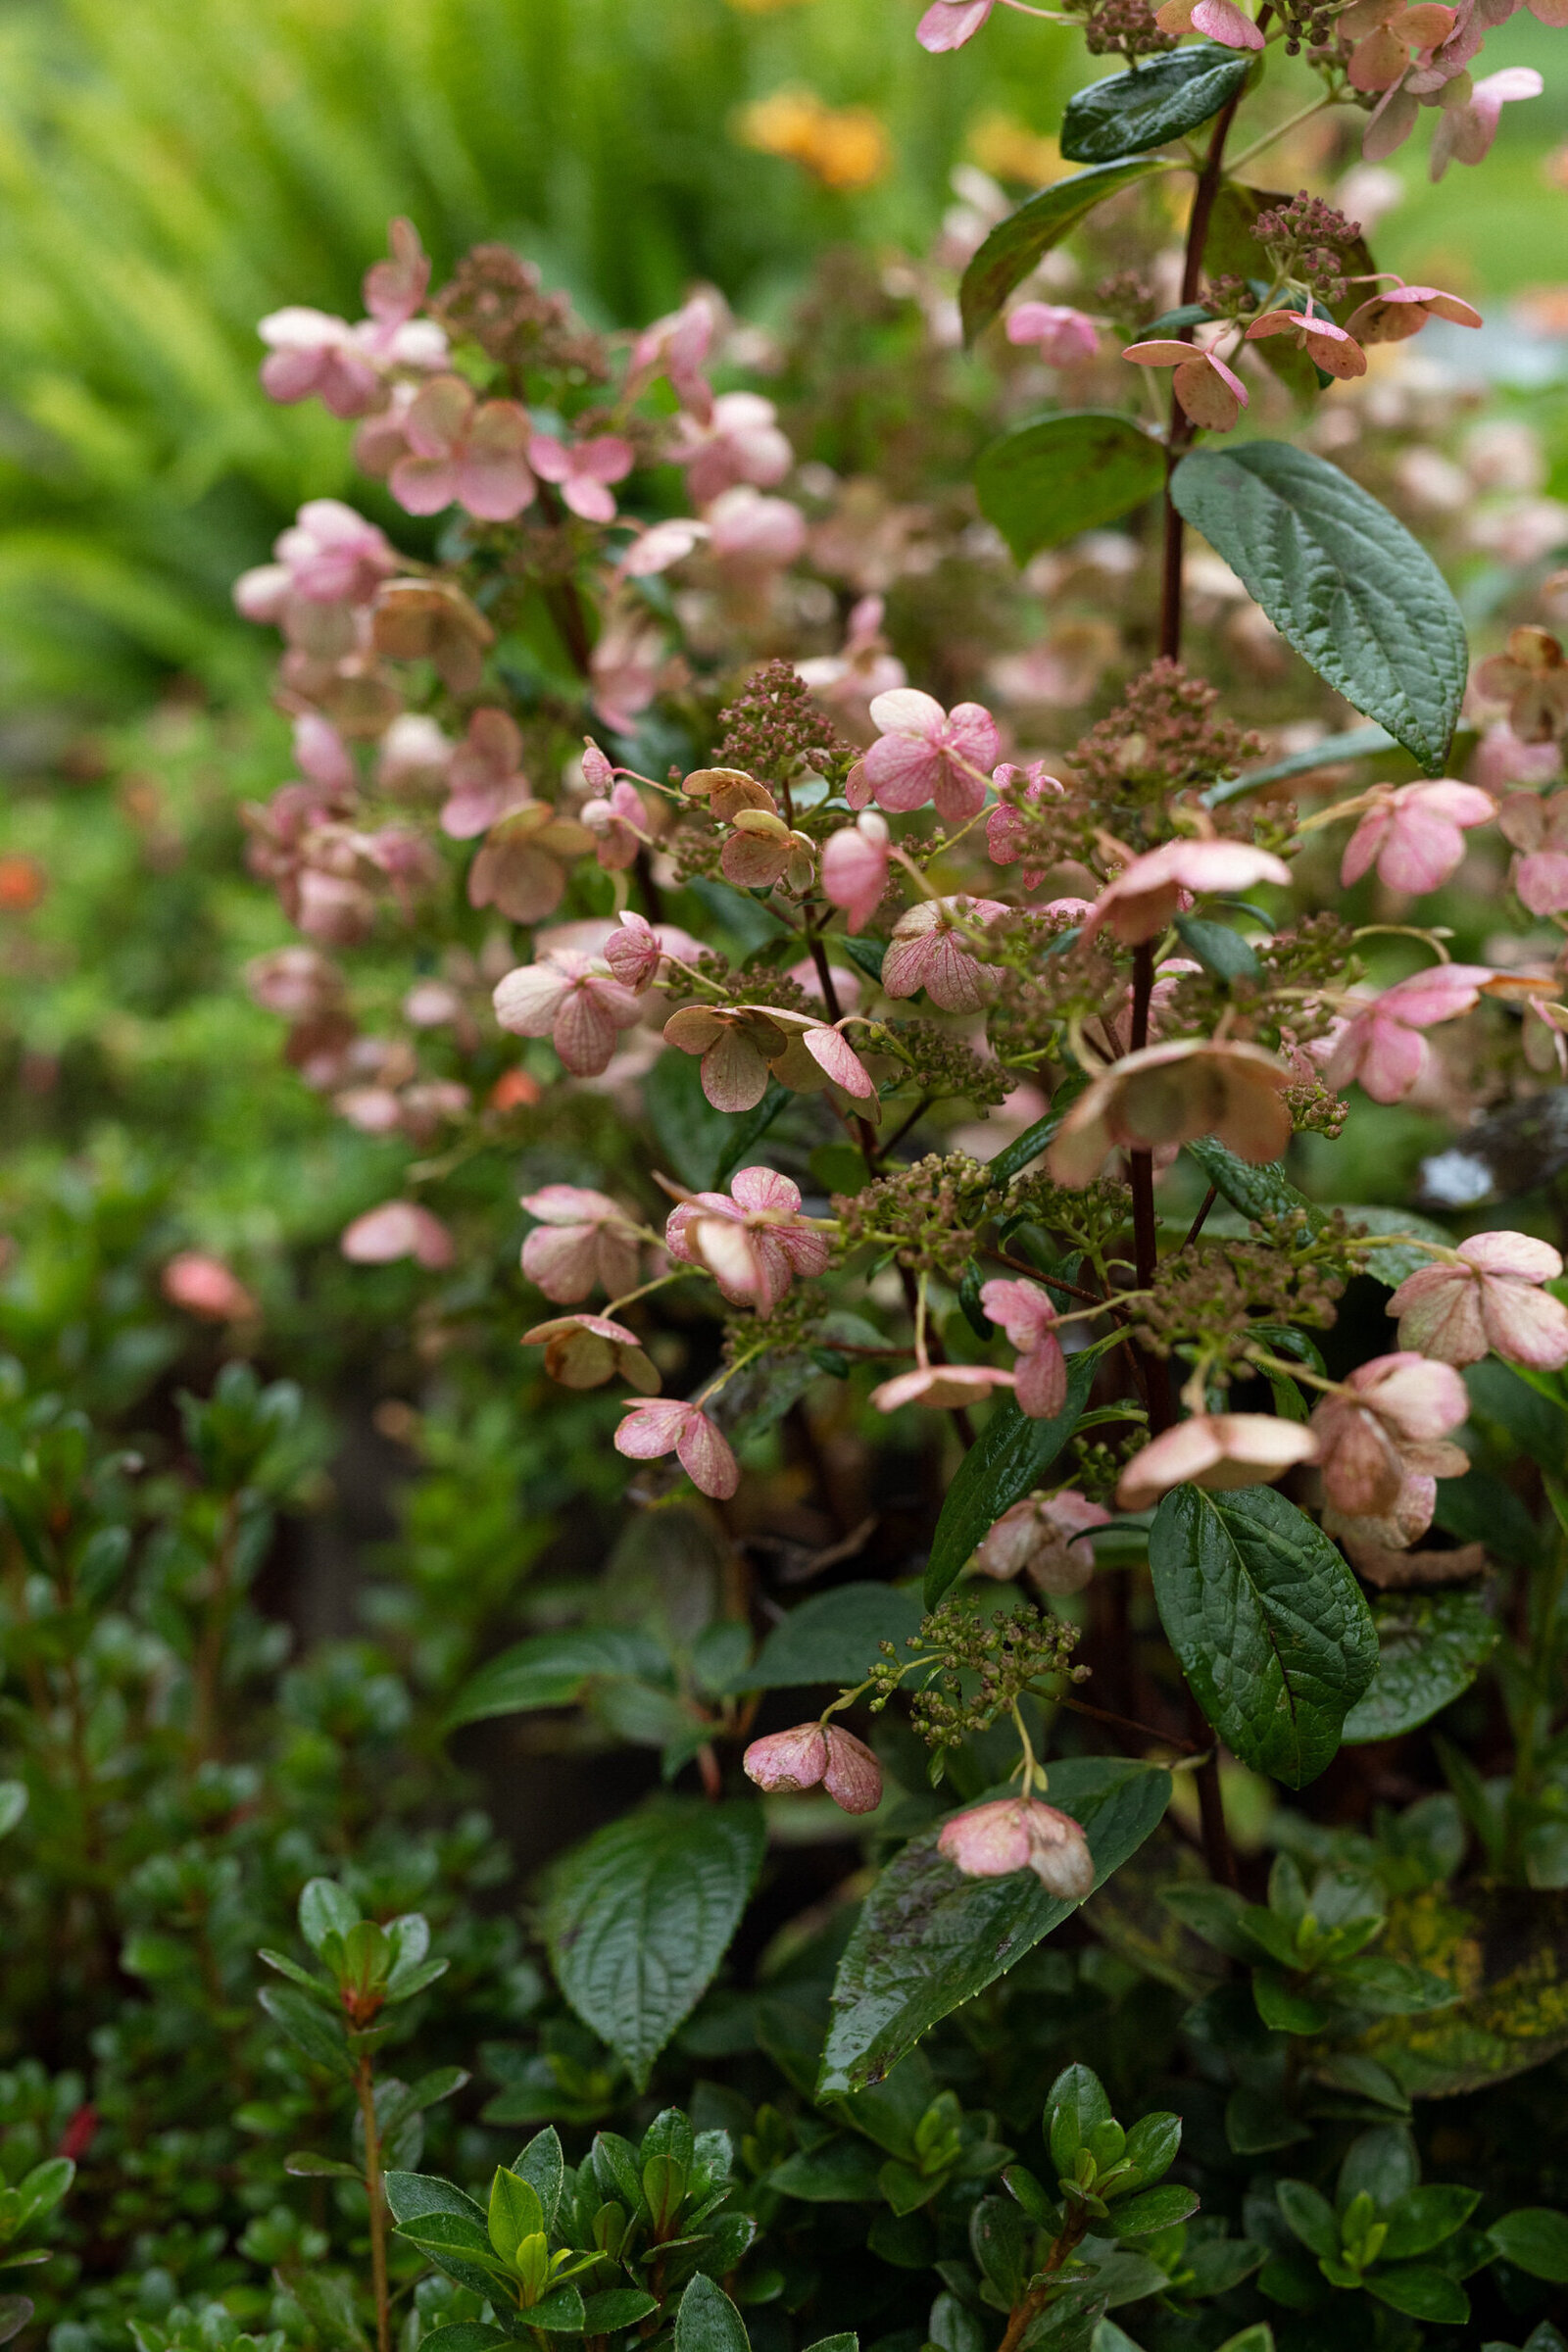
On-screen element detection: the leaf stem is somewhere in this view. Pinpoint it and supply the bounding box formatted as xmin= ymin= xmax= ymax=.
xmin=355 ymin=2055 xmax=391 ymax=2352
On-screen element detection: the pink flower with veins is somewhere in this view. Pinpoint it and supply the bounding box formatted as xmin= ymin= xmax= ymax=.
xmin=627 ymin=291 xmax=720 ymax=421
xmin=744 ymin=1724 xmax=882 ymax=1814
xmin=467 ymin=802 xmax=597 ymax=926
xmin=882 ymin=897 xmax=1007 ymax=1013
xmin=520 ymin=1186 xmax=641 ymax=1305
xmin=858 ymin=689 xmax=1001 ymax=822
xmin=341 ymin=1200 xmax=456 ymax=1269
xmin=492 ymin=952 xmax=644 ymax=1078
xmin=1049 ymin=1039 xmax=1295 ymax=1188
xmin=1004 ymin=305 xmax=1100 ymax=364
xmin=1340 ymin=779 xmax=1494 ymax=894
xmin=1245 ymin=312 xmax=1367 ymax=380
xmin=664 ymin=1166 xmax=830 ymax=1317
xmin=1431 ymin=66 xmax=1544 ymax=177
xmin=1325 ymin=1471 xmax=1447 ymax=1557
xmin=439 ymin=710 xmax=531 ymax=841
xmin=975 ymin=1492 xmax=1110 ymax=1594
xmin=1319 ymin=963 xmax=1492 ymax=1103
xmin=822 ymin=810 xmax=892 ymax=933
xmin=581 ymin=779 xmax=651 ymax=871
xmin=614 ymin=1397 xmax=739 ymax=1499
xmin=870 ymin=1363 xmax=1017 ymax=1414
xmin=523 ymin=1312 xmax=659 ymax=1395
xmin=1345 ymin=283 xmax=1482 ymax=344
xmin=916 ymin=0 xmax=995 ymax=49
xmin=672 ymin=392 xmax=793 ymax=508
xmin=162 ymin=1253 xmax=258 ymax=1323
xmin=259 ymin=311 xmax=382 ymax=417
xmin=273 ymin=501 xmax=397 ymax=605
xmin=604 ymin=910 xmax=705 ymax=992
xmin=979 ymin=1279 xmax=1067 ymax=1419
xmin=1344 ymin=0 xmax=1460 ymax=92
xmin=662 ymin=1004 xmax=875 ymax=1113
xmin=1388 ymin=1232 xmax=1568 ymax=1369
xmin=987 ymin=764 xmax=1066 ymax=893
xmin=1309 ymin=1351 xmax=1469 ymax=1517
xmin=1123 ymin=343 xmax=1249 ymax=432
xmin=528 ymin=431 xmax=635 ymax=522
xmin=1117 ymin=1413 xmax=1320 ymax=1511
xmin=390 ymin=376 xmax=535 ymax=521
xmin=1086 ymin=838 xmax=1290 ymax=947
xmin=1154 ymin=0 xmax=1264 ymax=42
xmin=1498 ymin=791 xmax=1568 ymax=915
xmin=938 ymin=1797 xmax=1095 ymax=1899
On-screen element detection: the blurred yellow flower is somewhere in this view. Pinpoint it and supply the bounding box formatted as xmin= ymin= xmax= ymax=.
xmin=738 ymin=88 xmax=892 ymax=191
xmin=966 ymin=112 xmax=1062 ymax=188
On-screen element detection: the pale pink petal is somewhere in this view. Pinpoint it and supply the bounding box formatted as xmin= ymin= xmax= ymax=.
xmin=730 ymin=1166 xmax=803 ymax=1215
xmin=1341 ymin=807 xmax=1391 ymax=887
xmin=864 ymin=734 xmax=942 ymax=813
xmin=916 ymin=0 xmax=996 ymax=47
xmin=800 ymin=1025 xmax=877 ymax=1098
xmin=1479 ymin=1279 xmax=1568 ymax=1369
xmin=342 ymin=1200 xmax=455 ymax=1268
xmin=745 ymin=1724 xmax=828 ymax=1792
xmin=492 ymin=963 xmax=570 ymax=1035
xmin=1190 ymin=0 xmax=1265 ymax=41
xmin=614 ymin=1399 xmax=692 ymax=1459
xmin=1015 ymin=1338 xmax=1068 ymax=1419
xmin=820 ymin=1727 xmax=883 ymax=1814
xmin=1459 ymin=1231 xmax=1563 ymax=1281
xmin=1377 ymin=807 xmax=1466 ymax=894
xmin=701 ymin=1028 xmax=771 ymax=1113
xmin=675 ymin=1409 xmax=740 ymax=1498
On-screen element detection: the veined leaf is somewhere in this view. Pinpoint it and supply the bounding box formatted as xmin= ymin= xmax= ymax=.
xmin=960 ymin=161 xmax=1163 ymax=342
xmin=817 ymin=1756 xmax=1170 ymax=2095
xmin=1171 ymin=442 xmax=1467 ymax=774
xmin=925 ymin=1342 xmax=1107 ymax=1607
xmin=675 ymin=2274 xmax=750 ymax=2352
xmin=1150 ymin=1485 xmax=1378 ymax=1787
xmin=1060 ymin=48 xmax=1250 ymax=165
xmin=1342 ymin=1589 xmax=1498 ymax=1743
xmin=445 ymin=1629 xmax=667 ymax=1730
xmin=542 ymin=1798 xmax=764 ymax=2090
xmin=977 ymin=412 xmax=1164 ymax=564
xmin=739 ymin=1582 xmax=923 ymax=1692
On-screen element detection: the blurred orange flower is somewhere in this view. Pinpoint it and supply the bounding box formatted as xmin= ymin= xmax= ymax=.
xmin=738 ymin=89 xmax=891 ymax=191
xmin=0 ymin=856 xmax=45 ymax=912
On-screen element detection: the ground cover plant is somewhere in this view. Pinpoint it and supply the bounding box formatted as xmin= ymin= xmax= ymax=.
xmin=8 ymin=4 xmax=1568 ymax=2352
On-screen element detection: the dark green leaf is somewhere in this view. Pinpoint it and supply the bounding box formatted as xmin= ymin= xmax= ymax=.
xmin=801 ymin=2337 xmax=858 ymax=2352
xmin=925 ymin=1344 xmax=1104 ymax=1606
xmin=299 ymin=1878 xmax=361 ymax=1954
xmin=416 ymin=2331 xmax=512 ymax=2352
xmin=769 ymin=2137 xmax=884 ymax=2202
xmin=531 ymin=2284 xmax=587 ymax=2334
xmin=1342 ymin=1589 xmax=1498 ymax=1743
xmin=740 ymin=1583 xmax=923 ymax=1692
xmin=647 ymin=1050 xmax=785 ymax=1193
xmin=1465 ymin=1358 xmax=1568 ymax=1474
xmin=514 ymin=2127 xmax=564 ymax=2230
xmin=583 ymin=2293 xmax=661 ymax=2332
xmin=1048 ymin=2063 xmax=1112 ymax=2174
xmin=1112 ymin=2184 xmax=1199 ymax=2235
xmin=1060 ymin=48 xmax=1250 ymax=164
xmin=542 ymin=1797 xmax=764 ymax=2090
xmin=976 ymin=413 xmax=1164 ymax=564
xmin=1488 ymin=2206 xmax=1568 ymax=2281
xmin=1173 ymin=916 xmax=1261 ymax=983
xmin=283 ymin=2151 xmax=363 ymax=2180
xmin=971 ymin=2196 xmax=1029 ymax=2301
xmin=959 ymin=161 xmax=1163 ymax=341
xmin=1252 ymin=1971 xmax=1329 ymax=2035
xmin=818 ymin=1757 xmax=1170 ymax=2094
xmin=1431 ymin=1465 xmax=1544 ymax=1571
xmin=0 ymin=2304 xmax=30 ymax=2350
xmin=1276 ymin=2180 xmax=1337 ymax=2262
xmin=675 ymin=2274 xmax=750 ymax=2352
xmin=1363 ymin=2264 xmax=1468 ymax=2324
xmin=446 ymin=1630 xmax=667 ymax=1730
xmin=1170 ymin=442 xmax=1467 ymax=774
xmin=257 ymin=1984 xmax=353 ymax=2081
xmin=1380 ymin=2183 xmax=1479 ymax=2260
xmin=1149 ymin=1484 xmax=1378 ymax=1787
xmin=842 ymin=937 xmax=887 ymax=984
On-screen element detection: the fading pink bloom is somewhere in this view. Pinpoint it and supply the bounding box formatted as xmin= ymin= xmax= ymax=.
xmin=1123 ymin=342 xmax=1249 ymax=431
xmin=246 ymin=945 xmax=345 ymax=1021
xmin=1499 ymin=791 xmax=1568 ymax=915
xmin=520 ymin=1186 xmax=641 ymax=1304
xmin=614 ymin=1397 xmax=739 ymax=1498
xmin=672 ymin=392 xmax=793 ymax=507
xmin=1388 ymin=1231 xmax=1568 ymax=1369
xmin=975 ymin=1491 xmax=1110 ymax=1594
xmin=665 ymin=1166 xmax=831 ymax=1316
xmin=467 ymin=801 xmax=596 ymax=924
xmin=1320 ymin=963 xmax=1493 ymax=1103
xmin=1245 ymin=310 xmax=1367 ymax=380
xmin=707 ymin=486 xmax=808 ymax=570
xmin=1154 ymin=0 xmax=1265 ymax=38
xmin=1345 ymin=282 xmax=1483 ymax=343
xmin=440 ymin=709 xmax=529 ymax=840
xmin=939 ymin=1797 xmax=1095 ymax=1899
xmin=987 ymin=764 xmax=1066 ymax=893
xmin=797 ymin=595 xmax=907 ymax=714
xmin=882 ymin=897 xmax=1007 ymax=1013
xmin=1475 ymin=627 xmax=1568 ymax=746
xmin=662 ymin=1004 xmax=875 ymax=1112
xmin=1325 ymin=1472 xmax=1446 ymax=1555
xmin=1086 ymin=838 xmax=1290 ymax=947
xmin=916 ymin=0 xmax=995 ymax=46
xmin=371 ymin=576 xmax=494 ymax=693
xmin=869 ymin=1362 xmax=1016 ymax=1413
xmin=1431 ymin=66 xmax=1544 ymax=178
xmin=258 ymin=310 xmax=382 ymax=417
xmin=822 ymin=810 xmax=892 ymax=933
xmin=1050 ymin=1039 xmax=1294 ymax=1187
xmin=744 ymin=1723 xmax=882 ymax=1814
xmin=341 ymin=1200 xmax=456 ymax=1269
xmin=604 ymin=909 xmax=705 ymax=992
xmin=1117 ymin=1412 xmax=1319 ymax=1510
xmin=1310 ymin=1350 xmax=1469 ymax=1517
xmin=492 ymin=952 xmax=644 ymax=1077
xmin=719 ymin=798 xmax=815 ymax=894
xmin=273 ymin=501 xmax=397 ymax=606
xmin=528 ymin=431 xmax=635 ymax=523
xmin=523 ymin=1311 xmax=659 ymax=1394
xmin=860 ymin=690 xmax=1000 ymax=823
xmin=1005 ymin=305 xmax=1100 ymax=364
xmin=591 ymin=603 xmax=673 ymax=734
xmin=581 ymin=779 xmax=651 ymax=871
xmin=390 ymin=375 xmax=535 ymax=521
xmin=979 ymin=1278 xmax=1066 ymax=1419
xmin=162 ymin=1253 xmax=258 ymax=1322
xmin=628 ymin=292 xmax=720 ymax=421
xmin=619 ymin=516 xmax=710 ymax=579
xmin=293 ymin=713 xmax=356 ymax=796
xmin=1340 ymin=779 xmax=1494 ymax=894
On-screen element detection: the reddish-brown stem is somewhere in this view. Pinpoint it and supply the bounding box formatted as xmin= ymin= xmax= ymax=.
xmin=1181 ymin=1185 xmax=1218 ymax=1252
xmin=1053 ymin=1688 xmax=1197 ymax=1754
xmin=356 ymin=2055 xmax=391 ymax=2352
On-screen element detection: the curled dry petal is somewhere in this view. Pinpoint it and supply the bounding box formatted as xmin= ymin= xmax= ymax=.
xmin=613 ymin=1398 xmax=740 ymax=1498
xmin=519 ymin=1186 xmax=640 ymax=1304
xmin=1048 ymin=1038 xmax=1294 ymax=1188
xmin=1245 ymin=311 xmax=1367 ymax=379
xmin=1086 ymin=838 xmax=1289 ymax=946
xmin=870 ymin=1363 xmax=1016 ymax=1413
xmin=1320 ymin=964 xmax=1492 ymax=1103
xmin=1115 ymin=1413 xmax=1319 ymax=1511
xmin=821 ymin=811 xmax=891 ymax=933
xmin=744 ymin=1724 xmax=881 ymax=1813
xmin=523 ymin=1311 xmax=659 ymax=1394
xmin=1344 ymin=283 xmax=1483 ymax=344
xmin=938 ymin=1797 xmax=1095 ymax=1899
xmin=1309 ymin=1349 xmax=1469 ymax=1516
xmin=882 ymin=897 xmax=1006 ymax=1013
xmin=1004 ymin=305 xmax=1100 ymax=364
xmin=1122 ymin=343 xmax=1249 ymax=431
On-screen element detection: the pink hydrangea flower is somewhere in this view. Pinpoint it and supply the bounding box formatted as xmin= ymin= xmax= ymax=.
xmin=672 ymin=392 xmax=793 ymax=507
xmin=938 ymin=1796 xmax=1095 ymax=1899
xmin=1344 ymin=282 xmax=1483 ymax=343
xmin=1116 ymin=1413 xmax=1320 ymax=1511
xmin=581 ymin=779 xmax=651 ymax=871
xmin=979 ymin=1278 xmax=1067 ymax=1419
xmin=519 ymin=1186 xmax=641 ymax=1304
xmin=523 ymin=1312 xmax=659 ymax=1394
xmin=528 ymin=431 xmax=635 ymax=522
xmin=273 ymin=501 xmax=397 ymax=605
xmin=744 ymin=1723 xmax=882 ymax=1814
xmin=706 ymin=486 xmax=808 ymax=569
xmin=1004 ymin=305 xmax=1100 ymax=364
xmin=390 ymin=376 xmax=535 ymax=521
xmin=664 ymin=1167 xmax=831 ymax=1316
xmin=258 ymin=310 xmax=382 ymax=417
xmin=1387 ymin=1232 xmax=1568 ymax=1369
xmin=1154 ymin=0 xmax=1264 ymax=38
xmin=439 ymin=709 xmax=530 ymax=840
xmin=1339 ymin=779 xmax=1494 ymax=894
xmin=662 ymin=1004 xmax=875 ymax=1113
xmin=987 ymin=764 xmax=1066 ymax=893
xmin=161 ymin=1253 xmax=258 ymax=1322
xmin=627 ymin=291 xmax=720 ymax=421
xmin=1086 ymin=838 xmax=1290 ymax=946
xmin=1431 ymin=66 xmax=1544 ymax=178
xmin=1309 ymin=1351 xmax=1469 ymax=1517
xmin=603 ymin=910 xmax=705 ymax=992
xmin=492 ymin=951 xmax=644 ymax=1078
xmin=1498 ymin=791 xmax=1568 ymax=915
xmin=1123 ymin=342 xmax=1249 ymax=431
xmin=619 ymin=516 xmax=710 ymax=579
xmin=1245 ymin=311 xmax=1367 ymax=380
xmin=340 ymin=1200 xmax=456 ymax=1269
xmin=1048 ymin=1039 xmax=1295 ymax=1186
xmin=870 ymin=1363 xmax=1018 ymax=1414
xmin=821 ymin=810 xmax=892 ymax=934
xmin=882 ymin=897 xmax=1007 ymax=1013
xmin=614 ymin=1397 xmax=739 ymax=1498
xmin=975 ymin=1492 xmax=1110 ymax=1593
xmin=1320 ymin=963 xmax=1492 ymax=1103
xmin=916 ymin=0 xmax=995 ymax=49
xmin=858 ymin=690 xmax=1001 ymax=823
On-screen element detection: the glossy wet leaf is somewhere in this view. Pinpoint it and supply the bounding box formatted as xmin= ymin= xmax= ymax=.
xmin=675 ymin=2273 xmax=750 ymax=2352
xmin=1060 ymin=48 xmax=1250 ymax=165
xmin=925 ymin=1342 xmax=1106 ymax=1607
xmin=976 ymin=412 xmax=1164 ymax=564
xmin=1342 ymin=1589 xmax=1498 ymax=1743
xmin=960 ymin=161 xmax=1164 ymax=342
